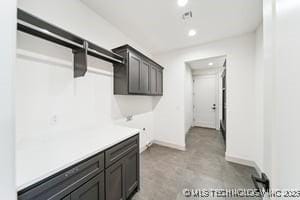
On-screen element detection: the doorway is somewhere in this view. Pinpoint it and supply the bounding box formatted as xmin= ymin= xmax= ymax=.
xmin=193 ymin=75 xmax=217 ymax=129
xmin=185 ymin=55 xmax=226 ymax=137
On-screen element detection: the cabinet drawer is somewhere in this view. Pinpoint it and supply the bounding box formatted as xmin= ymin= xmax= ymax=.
xmin=18 ymin=153 xmax=104 ymax=200
xmin=105 ymin=135 xmax=139 ymax=168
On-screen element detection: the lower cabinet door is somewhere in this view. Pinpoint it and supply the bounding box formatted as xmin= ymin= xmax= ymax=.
xmin=125 ymin=149 xmax=139 ymax=198
xmin=70 ymin=173 xmax=104 ymax=200
xmin=62 ymin=195 xmax=71 ymax=200
xmin=105 ymin=159 xmax=126 ymax=200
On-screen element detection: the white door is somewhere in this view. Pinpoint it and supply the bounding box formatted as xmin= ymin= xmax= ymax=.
xmin=193 ymin=75 xmax=217 ymax=129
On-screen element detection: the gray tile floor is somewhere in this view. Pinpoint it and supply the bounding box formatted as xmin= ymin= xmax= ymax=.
xmin=133 ymin=127 xmax=260 ymax=200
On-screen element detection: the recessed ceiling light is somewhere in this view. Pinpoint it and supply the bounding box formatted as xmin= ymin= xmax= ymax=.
xmin=178 ymin=0 xmax=188 ymax=7
xmin=188 ymin=29 xmax=196 ymax=37
xmin=208 ymin=62 xmax=214 ymax=66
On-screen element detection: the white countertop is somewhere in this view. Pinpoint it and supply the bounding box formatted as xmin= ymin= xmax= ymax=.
xmin=16 ymin=125 xmax=139 ymax=191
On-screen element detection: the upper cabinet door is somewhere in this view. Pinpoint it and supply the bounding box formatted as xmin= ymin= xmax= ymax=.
xmin=128 ymin=53 xmax=141 ymax=94
xmin=140 ymin=60 xmax=150 ymax=94
xmin=157 ymin=69 xmax=163 ymax=95
xmin=150 ymin=66 xmax=157 ymax=94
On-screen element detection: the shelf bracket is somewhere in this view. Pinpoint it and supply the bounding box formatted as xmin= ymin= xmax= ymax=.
xmin=73 ymin=41 xmax=88 ymax=78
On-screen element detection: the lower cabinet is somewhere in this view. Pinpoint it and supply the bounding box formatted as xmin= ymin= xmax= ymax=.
xmin=105 ymin=149 xmax=139 ymax=200
xmin=62 ymin=196 xmax=71 ymax=200
xmin=18 ymin=134 xmax=139 ymax=200
xmin=105 ymin=158 xmax=126 ymax=200
xmin=62 ymin=173 xmax=104 ymax=200
xmin=124 ymin=149 xmax=139 ymax=198
xmin=105 ymin=136 xmax=139 ymax=200
xmin=70 ymin=173 xmax=105 ymax=200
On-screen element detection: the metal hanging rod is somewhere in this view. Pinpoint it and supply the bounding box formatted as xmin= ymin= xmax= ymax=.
xmin=17 ymin=8 xmax=124 ymax=65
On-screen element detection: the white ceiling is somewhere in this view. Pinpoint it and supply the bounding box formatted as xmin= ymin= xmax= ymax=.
xmin=81 ymin=0 xmax=262 ymax=54
xmin=187 ymin=56 xmax=226 ymax=71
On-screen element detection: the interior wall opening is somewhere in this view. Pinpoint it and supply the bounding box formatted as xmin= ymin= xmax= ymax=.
xmin=185 ymin=55 xmax=227 ymax=146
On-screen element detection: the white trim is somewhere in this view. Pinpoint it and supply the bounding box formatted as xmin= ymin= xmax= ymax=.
xmin=152 ymin=140 xmax=186 ymax=151
xmin=140 ymin=142 xmax=154 ymax=153
xmin=185 ymin=126 xmax=193 ymax=135
xmin=194 ymin=121 xmax=215 ymax=129
xmin=140 ymin=145 xmax=148 ymax=153
xmin=225 ymin=154 xmax=262 ymax=175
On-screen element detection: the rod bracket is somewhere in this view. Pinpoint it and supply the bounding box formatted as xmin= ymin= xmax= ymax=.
xmin=73 ymin=41 xmax=88 ymax=78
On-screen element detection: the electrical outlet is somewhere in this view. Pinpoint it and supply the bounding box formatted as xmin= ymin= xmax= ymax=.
xmin=126 ymin=115 xmax=133 ymax=122
xmin=50 ymin=115 xmax=58 ymax=126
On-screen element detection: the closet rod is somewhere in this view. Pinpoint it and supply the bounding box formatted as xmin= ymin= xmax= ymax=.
xmin=17 ymin=8 xmax=124 ymax=64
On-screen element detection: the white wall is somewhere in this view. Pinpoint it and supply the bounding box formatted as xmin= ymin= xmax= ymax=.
xmin=275 ymin=0 xmax=300 ymax=189
xmin=184 ymin=65 xmax=193 ymax=133
xmin=262 ymin=0 xmax=276 ymax=186
xmin=17 ymin=0 xmax=155 ymax=151
xmin=115 ymin=111 xmax=154 ymax=152
xmin=254 ymin=24 xmax=264 ymax=172
xmin=152 ymin=54 xmax=186 ymax=149
xmin=153 ymin=33 xmax=258 ymax=163
xmin=262 ymin=0 xmax=300 ymax=190
xmin=0 ymin=1 xmax=17 ymax=199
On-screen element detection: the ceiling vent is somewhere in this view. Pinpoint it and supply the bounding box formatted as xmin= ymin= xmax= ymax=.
xmin=182 ymin=11 xmax=193 ymax=20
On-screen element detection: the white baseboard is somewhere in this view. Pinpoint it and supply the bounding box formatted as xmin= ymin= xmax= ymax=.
xmin=185 ymin=126 xmax=193 ymax=135
xmin=140 ymin=145 xmax=148 ymax=153
xmin=225 ymin=154 xmax=262 ymax=175
xmin=152 ymin=140 xmax=186 ymax=151
xmin=140 ymin=141 xmax=154 ymax=153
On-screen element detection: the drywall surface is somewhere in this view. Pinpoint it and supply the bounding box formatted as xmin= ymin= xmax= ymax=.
xmin=154 ymin=33 xmax=258 ymax=163
xmin=259 ymin=0 xmax=300 ymax=190
xmin=17 ymin=0 xmax=155 ymax=151
xmin=184 ymin=65 xmax=193 ymax=133
xmin=115 ymin=111 xmax=154 ymax=151
xmin=0 ymin=0 xmax=16 ymax=199
xmin=262 ymin=0 xmax=276 ymax=186
xmin=254 ymin=24 xmax=264 ymax=172
xmin=152 ymin=55 xmax=186 ymax=148
xmin=269 ymin=0 xmax=300 ymax=189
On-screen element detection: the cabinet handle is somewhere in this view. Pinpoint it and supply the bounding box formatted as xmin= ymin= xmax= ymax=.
xmin=64 ymin=167 xmax=79 ymax=177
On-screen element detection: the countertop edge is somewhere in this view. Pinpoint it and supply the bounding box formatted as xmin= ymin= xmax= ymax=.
xmin=17 ymin=129 xmax=139 ymax=192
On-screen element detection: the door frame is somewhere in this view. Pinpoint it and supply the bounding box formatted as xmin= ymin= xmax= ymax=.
xmin=192 ymin=73 xmax=220 ymax=130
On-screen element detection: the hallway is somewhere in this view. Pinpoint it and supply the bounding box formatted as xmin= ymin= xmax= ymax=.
xmin=133 ymin=128 xmax=259 ymax=200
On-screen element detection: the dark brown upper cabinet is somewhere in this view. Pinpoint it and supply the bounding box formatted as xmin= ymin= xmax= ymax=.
xmin=112 ymin=45 xmax=163 ymax=96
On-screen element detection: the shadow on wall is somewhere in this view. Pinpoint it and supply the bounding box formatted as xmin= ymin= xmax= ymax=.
xmin=152 ymin=96 xmax=162 ymax=110
xmin=18 ymin=30 xmax=162 ymax=124
xmin=112 ymin=95 xmax=161 ymax=120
